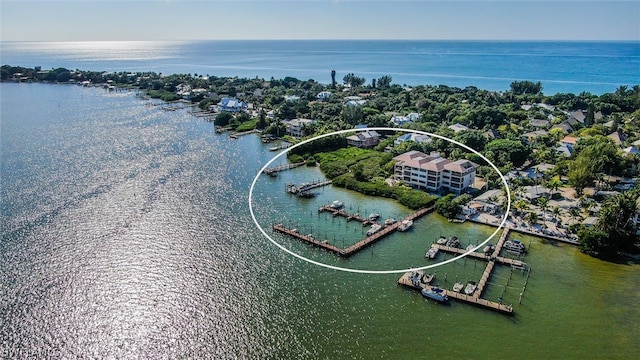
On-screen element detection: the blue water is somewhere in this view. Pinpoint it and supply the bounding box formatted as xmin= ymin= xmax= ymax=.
xmin=2 ymin=83 xmax=639 ymax=359
xmin=2 ymin=40 xmax=638 ymax=94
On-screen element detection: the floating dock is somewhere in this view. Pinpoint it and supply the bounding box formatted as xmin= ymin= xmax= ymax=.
xmin=263 ymin=161 xmax=306 ymax=177
xmin=397 ymin=271 xmax=514 ymax=314
xmin=406 ymin=227 xmax=525 ymax=315
xmin=318 ymin=205 xmax=372 ymax=224
xmin=287 ymin=180 xmax=333 ymax=197
xmin=273 ymin=206 xmax=434 ymax=257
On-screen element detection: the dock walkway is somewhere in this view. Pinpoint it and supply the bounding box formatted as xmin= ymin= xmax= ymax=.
xmin=397 ymin=271 xmax=513 ymax=314
xmin=412 ymin=227 xmax=525 ymax=314
xmin=287 ymin=180 xmax=333 ymax=197
xmin=263 ymin=162 xmax=306 ymax=177
xmin=273 ymin=206 xmax=434 ymax=257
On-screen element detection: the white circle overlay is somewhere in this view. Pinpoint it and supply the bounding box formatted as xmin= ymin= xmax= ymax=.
xmin=248 ymin=127 xmax=511 ymax=274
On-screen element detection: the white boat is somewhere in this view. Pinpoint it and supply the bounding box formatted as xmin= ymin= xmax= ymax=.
xmin=446 ymin=236 xmax=460 ymax=248
xmin=330 ymin=200 xmax=344 ymax=209
xmin=384 ymin=218 xmax=397 ymax=226
xmin=421 ymin=287 xmax=448 ymax=302
xmin=398 ymin=219 xmax=413 ymax=231
xmin=453 ymin=282 xmax=464 ymax=292
xmin=425 ymin=246 xmax=439 ymax=259
xmin=466 ymin=244 xmax=476 ymax=251
xmin=503 ymin=239 xmax=527 ymax=253
xmin=420 ymin=272 xmax=435 ymax=284
xmin=366 ymin=223 xmax=382 ymax=236
xmin=483 ymin=243 xmax=494 ymax=255
xmin=436 ymin=236 xmax=448 ymax=245
xmin=464 ymin=281 xmax=477 ymax=295
xmin=368 ymin=213 xmax=380 ymax=221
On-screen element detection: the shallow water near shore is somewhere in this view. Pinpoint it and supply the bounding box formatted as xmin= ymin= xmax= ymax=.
xmin=1 ymin=83 xmax=639 ymax=359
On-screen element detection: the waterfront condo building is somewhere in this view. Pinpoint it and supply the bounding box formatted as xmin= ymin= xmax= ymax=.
xmin=393 ymin=150 xmax=478 ymax=194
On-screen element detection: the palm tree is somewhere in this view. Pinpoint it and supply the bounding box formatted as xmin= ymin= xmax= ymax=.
xmin=537 ymin=196 xmax=550 ymax=226
xmin=546 ymin=178 xmax=563 ymax=197
xmin=513 ymin=199 xmax=530 ymax=216
xmin=525 ymin=212 xmax=539 ymax=226
xmin=569 ymin=207 xmax=581 ymax=225
xmin=551 ymin=206 xmax=563 ymax=223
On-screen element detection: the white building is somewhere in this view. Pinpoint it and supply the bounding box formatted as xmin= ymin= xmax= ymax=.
xmin=391 ymin=113 xmax=420 ymax=126
xmin=394 ymin=133 xmax=432 ymax=146
xmin=316 ymin=91 xmax=332 ymax=101
xmin=393 ymin=150 xmax=478 ymax=194
xmin=284 ymin=118 xmax=316 ymax=137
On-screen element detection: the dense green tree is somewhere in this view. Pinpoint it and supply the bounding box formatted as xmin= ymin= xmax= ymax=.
xmin=510 ymin=80 xmax=543 ymax=95
xmin=214 ymin=112 xmax=233 ymax=127
xmin=485 ymin=139 xmax=529 ymax=167
xmin=377 ymin=75 xmax=392 ymax=88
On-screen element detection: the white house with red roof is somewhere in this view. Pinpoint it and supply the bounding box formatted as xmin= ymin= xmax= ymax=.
xmin=393 ymin=150 xmax=478 ymax=194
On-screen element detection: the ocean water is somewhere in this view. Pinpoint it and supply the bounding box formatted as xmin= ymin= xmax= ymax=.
xmin=1 ymin=40 xmax=639 ymax=95
xmin=1 ymin=83 xmax=639 ymax=359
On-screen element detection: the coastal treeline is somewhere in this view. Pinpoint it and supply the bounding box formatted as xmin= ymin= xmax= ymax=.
xmin=3 ymin=64 xmax=640 ymax=260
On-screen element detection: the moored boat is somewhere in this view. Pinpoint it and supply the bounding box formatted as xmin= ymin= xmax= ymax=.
xmin=398 ymin=219 xmax=413 ymax=231
xmin=330 ymin=200 xmax=344 ymax=209
xmin=384 ymin=218 xmax=397 ymax=226
xmin=453 ymin=282 xmax=464 ymax=292
xmin=421 ymin=287 xmax=449 ymax=302
xmin=366 ymin=223 xmax=382 ymax=236
xmin=464 ymin=281 xmax=477 ymax=295
xmin=425 ymin=246 xmax=439 ymax=259
xmin=503 ymin=239 xmax=527 ymax=254
xmin=368 ymin=213 xmax=380 ymax=222
xmin=436 ymin=236 xmax=448 ymax=245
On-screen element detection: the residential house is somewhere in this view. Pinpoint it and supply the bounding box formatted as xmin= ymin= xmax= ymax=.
xmin=607 ymin=131 xmax=626 ymax=146
xmin=483 ymin=129 xmax=500 ymax=140
xmin=390 ymin=113 xmax=420 ymax=126
xmin=218 ymin=97 xmax=247 ymax=113
xmin=521 ymin=130 xmax=548 ymax=145
xmin=555 ymin=144 xmax=573 ymax=158
xmin=623 ymin=146 xmax=640 ymax=156
xmin=316 ymin=91 xmax=332 ymax=101
xmin=284 ymin=118 xmax=316 ymax=137
xmin=530 ymin=119 xmax=550 ymax=128
xmin=560 ymin=136 xmax=580 ymax=150
xmin=393 ymin=150 xmax=478 ymax=194
xmin=394 ymin=133 xmax=432 ymax=146
xmin=551 ymin=121 xmax=574 ymax=134
xmin=522 ymin=186 xmax=551 ymax=202
xmin=568 ymin=110 xmax=586 ymax=124
xmin=345 ymin=96 xmax=367 ymax=107
xmin=448 ymin=123 xmax=469 ymax=133
xmin=346 ymin=130 xmax=380 ymax=148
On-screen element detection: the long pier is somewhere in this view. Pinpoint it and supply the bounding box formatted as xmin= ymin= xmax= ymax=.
xmin=397 ymin=271 xmax=513 ymax=314
xmin=263 ymin=162 xmax=306 ymax=177
xmin=272 ymin=224 xmax=346 ymax=255
xmin=273 ymin=206 xmax=434 ymax=257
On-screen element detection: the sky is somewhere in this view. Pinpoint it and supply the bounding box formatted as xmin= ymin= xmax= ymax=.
xmin=1 ymin=0 xmax=638 ymax=42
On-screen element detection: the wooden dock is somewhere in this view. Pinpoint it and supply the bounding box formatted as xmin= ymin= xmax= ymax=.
xmin=318 ymin=205 xmax=371 ymax=224
xmin=263 ymin=161 xmax=306 ymax=177
xmin=287 ymin=180 xmax=333 ymax=197
xmin=397 ymin=271 xmax=513 ymax=314
xmin=272 ymin=224 xmax=346 ymax=255
xmin=413 ymin=227 xmax=527 ymax=314
xmin=273 ymin=206 xmax=434 ymax=257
